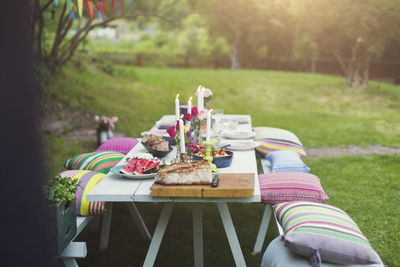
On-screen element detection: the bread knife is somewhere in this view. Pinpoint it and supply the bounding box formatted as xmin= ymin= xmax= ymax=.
xmin=211 ymin=173 xmax=220 ymax=187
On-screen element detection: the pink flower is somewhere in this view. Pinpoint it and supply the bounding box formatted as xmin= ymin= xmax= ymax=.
xmin=175 ymin=120 xmax=180 ymax=130
xmin=94 ymin=115 xmax=100 ymax=122
xmin=167 ymin=126 xmax=177 ymax=137
xmin=198 ymin=110 xmax=208 ymax=120
xmin=191 ymin=107 xmax=199 ymax=116
xmin=203 ymin=88 xmax=212 ymax=98
xmin=184 ymin=113 xmax=193 ymax=121
xmin=111 ymin=116 xmax=119 ymax=123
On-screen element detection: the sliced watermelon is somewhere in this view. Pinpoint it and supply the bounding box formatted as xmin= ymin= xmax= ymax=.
xmin=120 ymin=158 xmax=138 ymax=175
xmin=134 ymin=159 xmax=151 ymax=175
xmin=143 ymin=161 xmax=161 ymax=174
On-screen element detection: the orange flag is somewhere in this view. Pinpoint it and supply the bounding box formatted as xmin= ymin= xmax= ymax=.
xmin=104 ymin=1 xmax=109 ymax=16
xmin=88 ymin=1 xmax=94 ymax=20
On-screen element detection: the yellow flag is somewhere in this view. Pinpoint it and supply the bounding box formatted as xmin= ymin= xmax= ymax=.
xmin=78 ymin=0 xmax=83 ymax=17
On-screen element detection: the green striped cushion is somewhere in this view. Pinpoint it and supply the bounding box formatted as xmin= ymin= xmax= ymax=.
xmin=63 ymin=151 xmax=124 ymax=174
xmin=274 ymin=201 xmax=383 ymax=266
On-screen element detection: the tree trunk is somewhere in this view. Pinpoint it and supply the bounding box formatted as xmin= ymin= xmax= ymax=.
xmin=231 ymin=29 xmax=241 ymax=69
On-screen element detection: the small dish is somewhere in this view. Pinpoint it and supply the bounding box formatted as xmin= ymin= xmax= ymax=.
xmin=192 ymin=151 xmax=233 ymax=168
xmin=142 ymin=142 xmax=173 ymax=158
xmin=222 ymin=140 xmax=259 ymax=151
xmin=110 ymin=165 xmax=157 ymax=179
xmin=222 ymin=131 xmax=256 ymax=140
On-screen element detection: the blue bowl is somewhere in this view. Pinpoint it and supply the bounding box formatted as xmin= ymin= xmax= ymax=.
xmin=192 ymin=151 xmax=233 ymax=168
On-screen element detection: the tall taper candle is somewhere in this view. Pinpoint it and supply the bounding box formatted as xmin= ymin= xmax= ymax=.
xmin=175 ymin=94 xmax=180 ymax=120
xmin=188 ymin=96 xmax=192 ymax=115
xmin=179 ymin=117 xmax=185 ymax=153
xmin=206 ymin=110 xmax=211 ymax=142
xmin=196 ymin=85 xmax=202 ymax=112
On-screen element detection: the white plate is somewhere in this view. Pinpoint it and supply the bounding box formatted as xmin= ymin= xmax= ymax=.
xmin=141 ymin=130 xmax=168 ymax=137
xmin=222 ymin=116 xmax=250 ymax=124
xmin=222 ymin=131 xmax=256 ymax=140
xmin=156 ymin=120 xmax=176 ymax=129
xmin=110 ymin=165 xmax=157 ymax=179
xmin=222 ymin=140 xmax=259 ymax=151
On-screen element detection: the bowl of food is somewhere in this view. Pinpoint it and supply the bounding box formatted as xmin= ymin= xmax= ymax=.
xmin=142 ymin=134 xmax=173 ymax=158
xmin=193 ymin=149 xmax=233 ymax=168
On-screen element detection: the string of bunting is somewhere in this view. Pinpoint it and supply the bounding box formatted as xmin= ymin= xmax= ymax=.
xmin=54 ymin=0 xmax=131 ymax=20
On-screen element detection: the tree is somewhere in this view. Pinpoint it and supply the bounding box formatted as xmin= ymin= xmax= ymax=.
xmin=291 ymin=0 xmax=400 ymax=87
xmin=31 ymin=0 xmax=190 ymax=73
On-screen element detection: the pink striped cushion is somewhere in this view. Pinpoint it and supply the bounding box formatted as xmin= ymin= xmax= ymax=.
xmin=95 ymin=137 xmax=139 ymax=155
xmin=258 ymin=172 xmax=329 ymax=204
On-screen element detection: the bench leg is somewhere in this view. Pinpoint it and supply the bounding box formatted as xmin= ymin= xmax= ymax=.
xmin=252 ymin=205 xmax=272 ymax=255
xmin=127 ymin=202 xmax=151 ymax=240
xmin=192 ymin=203 xmax=203 ymax=267
xmin=217 ymin=202 xmax=246 ymax=267
xmin=143 ymin=202 xmax=174 ymax=267
xmin=99 ymin=202 xmax=113 ymax=252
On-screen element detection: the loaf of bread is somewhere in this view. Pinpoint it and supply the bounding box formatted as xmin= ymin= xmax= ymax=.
xmin=155 ymin=160 xmax=213 ymax=185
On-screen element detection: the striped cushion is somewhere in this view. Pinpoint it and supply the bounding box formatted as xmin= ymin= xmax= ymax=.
xmin=95 ymin=137 xmax=139 ymax=154
xmin=60 ymin=170 xmax=106 ymax=216
xmin=63 ymin=151 xmax=124 ymax=174
xmin=254 ymin=127 xmax=306 ymax=156
xmin=273 ymin=202 xmax=383 ymax=265
xmin=259 ymin=172 xmax=328 ymax=204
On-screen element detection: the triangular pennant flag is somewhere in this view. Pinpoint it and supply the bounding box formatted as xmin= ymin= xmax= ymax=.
xmin=77 ymin=0 xmax=83 ymax=17
xmin=97 ymin=2 xmax=104 ymax=20
xmin=55 ymin=0 xmax=59 ymax=6
xmin=111 ymin=0 xmax=115 ymax=14
xmin=97 ymin=11 xmax=103 ymax=22
xmin=88 ymin=0 xmax=94 ymax=19
xmin=70 ymin=10 xmax=76 ymax=20
xmin=128 ymin=0 xmax=131 ymax=6
xmin=104 ymin=1 xmax=109 ymax=16
xmin=68 ymin=0 xmax=71 ymax=11
xmin=119 ymin=0 xmax=123 ymax=13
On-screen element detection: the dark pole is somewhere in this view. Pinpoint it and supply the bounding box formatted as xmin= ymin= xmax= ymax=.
xmin=0 ymin=1 xmax=52 ymax=266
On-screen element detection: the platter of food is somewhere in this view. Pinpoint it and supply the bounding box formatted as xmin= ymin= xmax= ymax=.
xmin=111 ymin=156 xmax=164 ymax=179
xmin=193 ymin=150 xmax=233 ymax=168
xmin=141 ymin=130 xmax=168 ymax=138
xmin=221 ymin=140 xmax=259 ymax=151
xmin=222 ymin=131 xmax=256 ymax=140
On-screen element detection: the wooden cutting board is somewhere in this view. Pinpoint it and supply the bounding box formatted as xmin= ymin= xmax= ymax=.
xmin=150 ymin=173 xmax=254 ymax=198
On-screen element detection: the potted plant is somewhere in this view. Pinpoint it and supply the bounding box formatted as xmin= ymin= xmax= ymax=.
xmin=44 ymin=176 xmax=80 ymax=256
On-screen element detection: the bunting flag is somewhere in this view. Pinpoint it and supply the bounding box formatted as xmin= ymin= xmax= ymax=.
xmin=97 ymin=2 xmax=104 ymax=20
xmin=111 ymin=0 xmax=115 ymax=14
xmin=77 ymin=0 xmax=83 ymax=17
xmin=55 ymin=0 xmax=59 ymax=6
xmin=88 ymin=0 xmax=94 ymax=19
xmin=119 ymin=0 xmax=123 ymax=13
xmin=104 ymin=1 xmax=109 ymax=16
xmin=128 ymin=0 xmax=131 ymax=6
xmin=68 ymin=0 xmax=71 ymax=11
xmin=97 ymin=11 xmax=103 ymax=22
xmin=70 ymin=10 xmax=76 ymax=20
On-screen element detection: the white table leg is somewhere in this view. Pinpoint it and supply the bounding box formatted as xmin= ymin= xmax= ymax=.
xmin=99 ymin=202 xmax=112 ymax=252
xmin=252 ymin=205 xmax=272 ymax=255
xmin=127 ymin=202 xmax=152 ymax=240
xmin=143 ymin=202 xmax=174 ymax=267
xmin=217 ymin=202 xmax=246 ymax=267
xmin=192 ymin=203 xmax=203 ymax=267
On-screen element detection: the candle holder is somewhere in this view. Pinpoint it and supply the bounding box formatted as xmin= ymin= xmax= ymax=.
xmin=180 ymin=152 xmax=189 ymax=162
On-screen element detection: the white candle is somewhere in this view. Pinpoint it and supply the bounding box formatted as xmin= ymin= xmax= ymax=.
xmin=179 ymin=117 xmax=185 ymax=153
xmin=196 ymin=85 xmax=202 ymax=112
xmin=206 ymin=110 xmax=211 ymax=142
xmin=175 ymin=94 xmax=180 ymax=120
xmin=200 ymin=86 xmax=205 ymax=112
xmin=188 ymin=96 xmax=192 ymax=115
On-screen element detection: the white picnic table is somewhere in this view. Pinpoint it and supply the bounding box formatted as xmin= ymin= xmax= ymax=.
xmin=87 ymin=114 xmax=262 ymax=267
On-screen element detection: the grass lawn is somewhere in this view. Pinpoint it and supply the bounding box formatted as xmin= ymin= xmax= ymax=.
xmin=43 ymin=62 xmax=400 ymax=266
